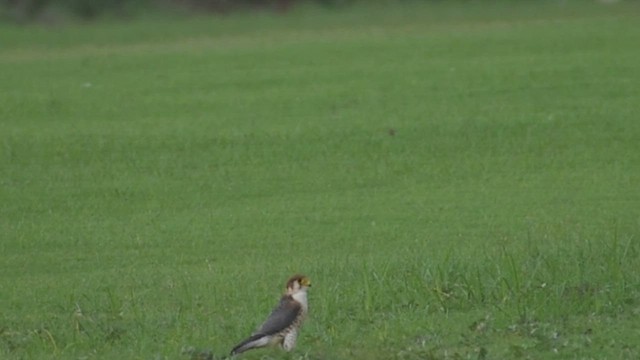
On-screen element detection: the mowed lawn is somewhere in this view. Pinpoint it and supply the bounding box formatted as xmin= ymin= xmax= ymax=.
xmin=1 ymin=1 xmax=640 ymax=359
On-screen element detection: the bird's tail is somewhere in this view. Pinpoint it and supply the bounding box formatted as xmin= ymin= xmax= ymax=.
xmin=230 ymin=333 xmax=270 ymax=356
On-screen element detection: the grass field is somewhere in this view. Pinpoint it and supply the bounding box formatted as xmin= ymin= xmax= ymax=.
xmin=2 ymin=1 xmax=640 ymax=359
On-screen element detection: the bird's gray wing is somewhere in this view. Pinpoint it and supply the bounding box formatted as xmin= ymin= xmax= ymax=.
xmin=254 ymin=295 xmax=301 ymax=336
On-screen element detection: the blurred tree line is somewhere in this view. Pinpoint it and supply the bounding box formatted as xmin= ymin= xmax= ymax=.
xmin=1 ymin=0 xmax=354 ymax=22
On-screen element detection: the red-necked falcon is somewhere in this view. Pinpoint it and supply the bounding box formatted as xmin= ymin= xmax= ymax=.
xmin=230 ymin=274 xmax=311 ymax=356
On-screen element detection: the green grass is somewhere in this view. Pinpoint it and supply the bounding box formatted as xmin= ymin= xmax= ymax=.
xmin=1 ymin=1 xmax=640 ymax=359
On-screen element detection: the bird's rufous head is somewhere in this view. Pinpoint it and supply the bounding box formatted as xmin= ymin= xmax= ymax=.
xmin=286 ymin=274 xmax=311 ymax=293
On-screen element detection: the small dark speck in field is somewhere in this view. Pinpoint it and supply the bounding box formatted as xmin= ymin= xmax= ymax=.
xmin=388 ymin=128 xmax=396 ymax=136
xmin=469 ymin=318 xmax=489 ymax=333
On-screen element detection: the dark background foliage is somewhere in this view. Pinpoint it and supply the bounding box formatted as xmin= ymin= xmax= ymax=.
xmin=2 ymin=0 xmax=356 ymax=22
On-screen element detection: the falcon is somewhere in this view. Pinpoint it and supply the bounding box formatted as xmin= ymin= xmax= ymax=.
xmin=230 ymin=274 xmax=311 ymax=356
